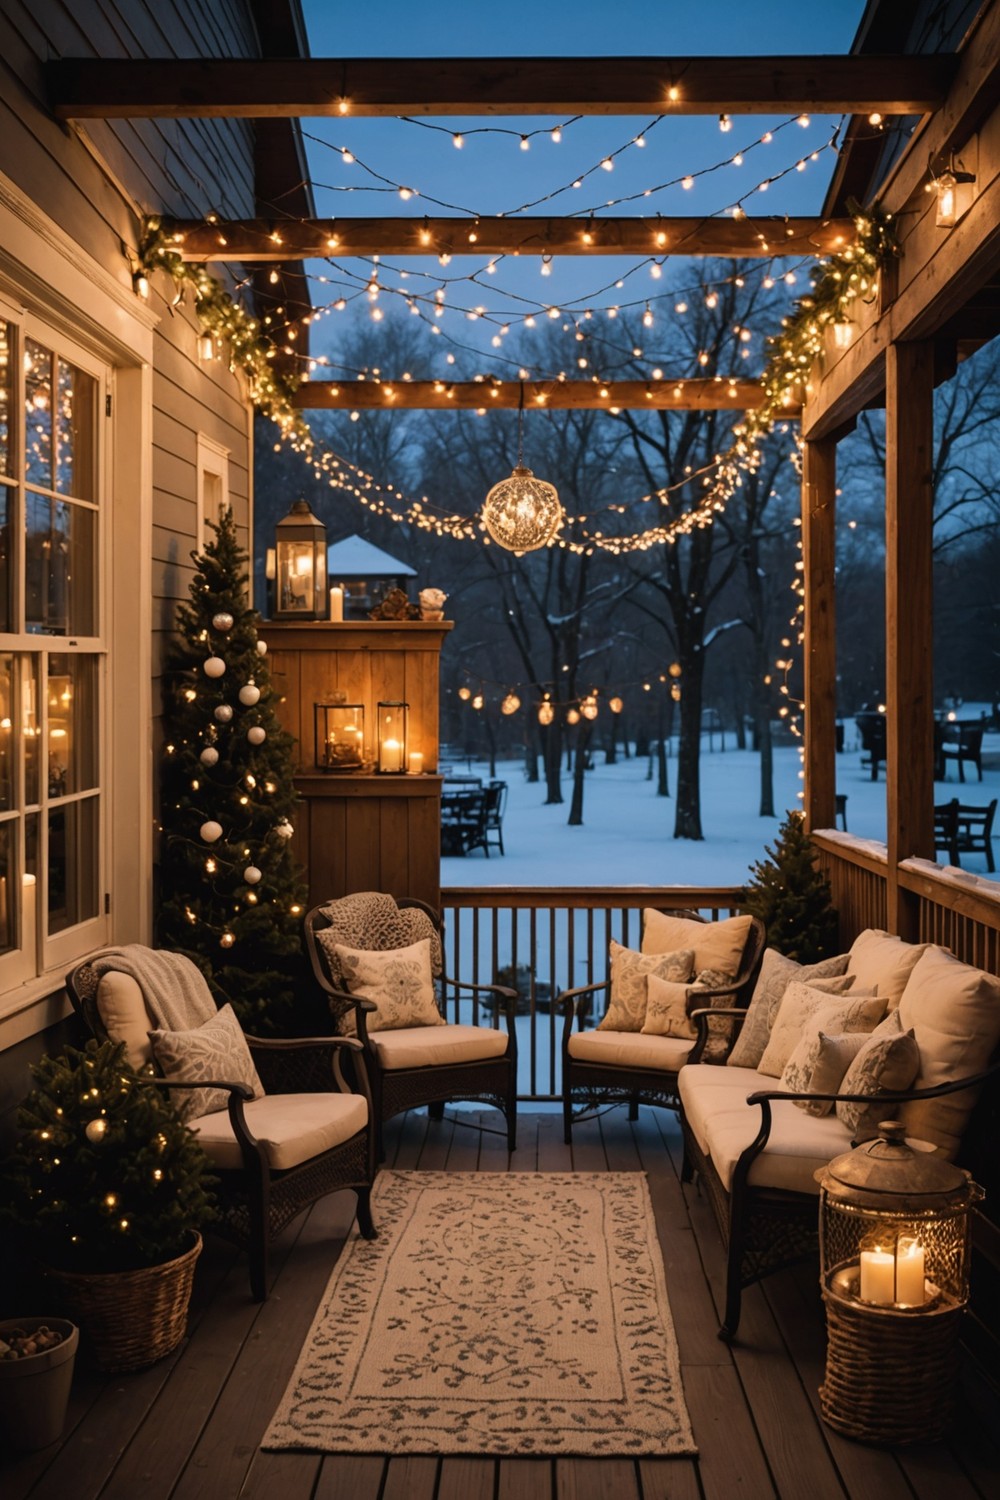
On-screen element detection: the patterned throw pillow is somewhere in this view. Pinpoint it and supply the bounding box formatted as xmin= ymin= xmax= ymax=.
xmin=781 ymin=1030 xmax=872 ymax=1117
xmin=727 ymin=949 xmax=851 ymax=1070
xmin=149 ymin=1002 xmax=264 ymax=1122
xmin=334 ymin=938 xmax=444 ymax=1033
xmin=758 ymin=982 xmax=885 ymax=1078
xmin=689 ymin=968 xmax=745 ymax=1060
xmin=598 ymin=942 xmax=694 ymax=1033
xmin=641 ymin=975 xmax=696 ymax=1038
xmin=836 ymin=1010 xmax=921 ymax=1140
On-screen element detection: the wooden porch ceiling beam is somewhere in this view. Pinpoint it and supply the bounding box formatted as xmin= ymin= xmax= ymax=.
xmin=290 ymin=378 xmax=786 ymax=411
xmin=163 ymin=215 xmax=854 ymax=261
xmin=48 ymin=55 xmax=955 ymax=119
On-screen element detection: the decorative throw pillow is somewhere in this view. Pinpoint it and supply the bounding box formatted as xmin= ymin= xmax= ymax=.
xmin=727 ymin=949 xmax=851 ymax=1070
xmin=847 ymin=929 xmax=928 ymax=1011
xmin=758 ymin=982 xmax=885 ymax=1078
xmin=598 ymin=942 xmax=694 ymax=1033
xmin=642 ymin=909 xmax=752 ymax=978
xmin=149 ymin=1003 xmax=264 ymax=1122
xmin=836 ymin=1010 xmax=921 ymax=1140
xmin=334 ymin=938 xmax=444 ymax=1033
xmin=781 ymin=1030 xmax=872 ymax=1117
xmin=97 ymin=971 xmax=154 ymax=1071
xmin=641 ymin=975 xmax=696 ymax=1039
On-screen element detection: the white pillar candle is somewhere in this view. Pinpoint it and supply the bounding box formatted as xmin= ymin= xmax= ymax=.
xmin=860 ymin=1248 xmax=895 ymax=1305
xmin=895 ymin=1237 xmax=926 ymax=1306
xmin=380 ymin=737 xmax=403 ymax=773
xmin=329 ymin=586 xmax=344 ymax=622
xmin=408 ymin=751 xmax=424 ymax=775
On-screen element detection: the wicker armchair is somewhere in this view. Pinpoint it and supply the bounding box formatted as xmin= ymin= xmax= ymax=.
xmin=304 ymin=896 xmax=518 ymax=1156
xmin=560 ymin=910 xmax=766 ymax=1143
xmin=66 ymin=955 xmax=376 ymax=1302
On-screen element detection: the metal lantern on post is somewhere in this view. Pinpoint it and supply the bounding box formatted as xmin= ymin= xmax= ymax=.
xmin=481 ymin=385 xmax=564 ymax=555
xmin=274 ymin=500 xmax=328 ymax=619
xmin=376 ymin=701 xmax=409 ymax=774
xmin=314 ymin=695 xmax=367 ymax=773
xmin=815 ymin=1121 xmax=983 ymax=1445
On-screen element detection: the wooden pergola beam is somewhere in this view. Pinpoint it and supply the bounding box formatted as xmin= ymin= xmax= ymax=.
xmin=48 ymin=55 xmax=954 ymax=119
xmin=290 ymin=378 xmax=787 ymax=411
xmin=164 ymin=215 xmax=854 ymax=261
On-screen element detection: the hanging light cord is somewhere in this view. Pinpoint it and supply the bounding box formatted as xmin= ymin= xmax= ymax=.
xmin=516 ymin=380 xmax=525 ymax=468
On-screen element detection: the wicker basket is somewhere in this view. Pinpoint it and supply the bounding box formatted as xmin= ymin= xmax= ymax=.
xmin=45 ymin=1232 xmax=202 ymax=1373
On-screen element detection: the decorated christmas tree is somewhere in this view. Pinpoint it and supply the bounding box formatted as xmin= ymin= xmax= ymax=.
xmin=2 ymin=1040 xmax=214 ymax=1274
xmin=742 ymin=809 xmax=839 ymax=963
xmin=157 ymin=508 xmax=311 ymax=1032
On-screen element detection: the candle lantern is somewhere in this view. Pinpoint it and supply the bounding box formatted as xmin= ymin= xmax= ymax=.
xmin=274 ymin=500 xmax=328 ymax=619
xmin=376 ymin=701 xmax=408 ymax=774
xmin=815 ymin=1120 xmax=983 ymax=1444
xmin=314 ymin=697 xmax=367 ymax=773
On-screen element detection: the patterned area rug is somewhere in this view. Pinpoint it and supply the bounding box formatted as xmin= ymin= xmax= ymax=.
xmin=264 ymin=1170 xmax=697 ymax=1457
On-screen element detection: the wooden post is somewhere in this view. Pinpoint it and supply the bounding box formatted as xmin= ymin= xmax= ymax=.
xmin=885 ymin=341 xmax=935 ymax=939
xmin=801 ymin=436 xmax=838 ymax=832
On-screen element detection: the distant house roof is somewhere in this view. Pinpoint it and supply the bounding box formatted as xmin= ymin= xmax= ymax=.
xmin=326 ymin=535 xmax=417 ymax=578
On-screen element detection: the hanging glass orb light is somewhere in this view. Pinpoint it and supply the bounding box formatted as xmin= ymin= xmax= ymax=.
xmin=538 ymin=698 xmax=555 ymax=726
xmin=581 ymin=694 xmax=599 ymax=721
xmin=501 ymin=692 xmax=521 ymax=716
xmin=609 ymin=696 xmax=624 ymax=715
xmin=482 ymin=386 xmax=563 ymax=554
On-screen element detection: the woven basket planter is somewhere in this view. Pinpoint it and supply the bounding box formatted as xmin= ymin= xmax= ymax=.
xmin=45 ymin=1232 xmax=202 ymax=1373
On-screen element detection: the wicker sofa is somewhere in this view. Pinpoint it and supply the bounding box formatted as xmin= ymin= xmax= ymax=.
xmin=678 ymin=930 xmax=1000 ymax=1339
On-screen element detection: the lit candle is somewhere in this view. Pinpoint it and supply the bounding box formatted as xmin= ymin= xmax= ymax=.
xmin=408 ymin=751 xmax=424 ymax=775
xmin=860 ymin=1247 xmax=895 ymax=1305
xmin=895 ymin=1237 xmax=926 ymax=1306
xmin=265 ymin=548 xmax=276 ymax=581
xmin=380 ymin=737 xmax=403 ymax=773
xmin=329 ymin=586 xmax=344 ymax=622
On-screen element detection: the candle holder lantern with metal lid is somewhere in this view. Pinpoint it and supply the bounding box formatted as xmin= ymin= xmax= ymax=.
xmin=815 ymin=1120 xmax=983 ymax=1445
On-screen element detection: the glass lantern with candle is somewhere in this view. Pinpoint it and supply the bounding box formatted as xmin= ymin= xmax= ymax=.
xmin=274 ymin=500 xmax=328 ymax=620
xmin=314 ymin=699 xmax=367 ymax=773
xmin=815 ymin=1120 xmax=983 ymax=1444
xmin=376 ymin=701 xmax=408 ymax=774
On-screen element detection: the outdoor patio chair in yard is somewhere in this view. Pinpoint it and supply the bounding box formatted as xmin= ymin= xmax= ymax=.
xmin=560 ymin=908 xmax=766 ymax=1143
xmin=66 ymin=947 xmax=376 ymax=1302
xmin=305 ymin=892 xmax=518 ymax=1156
xmin=466 ymin=779 xmax=508 ymax=857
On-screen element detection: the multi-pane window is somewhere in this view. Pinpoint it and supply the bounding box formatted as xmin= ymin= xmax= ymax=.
xmin=0 ymin=312 xmax=106 ymax=995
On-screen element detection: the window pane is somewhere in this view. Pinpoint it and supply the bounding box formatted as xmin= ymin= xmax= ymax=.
xmin=24 ymin=339 xmax=52 ymax=491
xmin=56 ymin=359 xmax=97 ymax=501
xmin=0 ymin=823 xmax=12 ymax=955
xmin=47 ymin=655 xmax=98 ymax=797
xmin=0 ymin=321 xmax=11 ymax=477
xmin=26 ymin=492 xmax=97 ymax=635
xmin=0 ymin=485 xmax=11 ymax=632
xmin=47 ymin=796 xmax=98 ymax=934
xmin=23 ymin=657 xmax=39 ymax=807
xmin=0 ymin=653 xmax=12 ymax=812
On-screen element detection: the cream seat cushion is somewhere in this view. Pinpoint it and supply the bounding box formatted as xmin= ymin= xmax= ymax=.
xmin=642 ymin=909 xmax=752 ymax=978
xmin=191 ymin=1092 xmax=368 ymax=1172
xmin=847 ymin=929 xmax=929 ymax=1010
xmin=896 ymin=945 xmax=1000 ymax=1157
xmin=568 ymin=1029 xmax=695 ymax=1072
xmin=372 ymin=1023 xmax=509 ymax=1071
xmin=96 ymin=971 xmax=155 ymax=1070
xmin=678 ymin=1063 xmax=853 ymax=1194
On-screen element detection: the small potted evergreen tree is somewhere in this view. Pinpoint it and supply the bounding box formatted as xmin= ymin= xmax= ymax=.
xmin=742 ymin=809 xmax=839 ymax=963
xmin=3 ymin=1039 xmax=215 ymax=1372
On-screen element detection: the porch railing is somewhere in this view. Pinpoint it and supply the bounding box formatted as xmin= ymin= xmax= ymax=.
xmin=440 ymin=885 xmax=744 ymax=1100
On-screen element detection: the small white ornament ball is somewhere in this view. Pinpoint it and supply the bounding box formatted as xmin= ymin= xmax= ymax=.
xmin=203 ymin=656 xmax=226 ymax=678
xmin=199 ymin=746 xmax=220 ymax=767
xmin=238 ymin=680 xmax=261 ymax=707
xmin=85 ymin=1118 xmax=107 ymax=1143
xmin=276 ymin=819 xmax=294 ymax=840
xmin=212 ymin=611 xmax=234 ymax=632
xmin=247 ymin=725 xmax=266 ymax=745
xmin=200 ymin=820 xmax=223 ymax=843
xmin=244 ymin=865 xmax=262 ymax=885
xmin=256 ymin=640 xmax=268 ymax=656
xmin=214 ymin=704 xmax=234 ymax=723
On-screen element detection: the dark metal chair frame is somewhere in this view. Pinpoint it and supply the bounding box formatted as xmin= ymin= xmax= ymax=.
xmin=559 ymin=910 xmax=767 ymax=1144
xmin=935 ymin=797 xmax=997 ymax=871
xmin=679 ymin=1001 xmax=1000 ymax=1341
xmin=304 ymin=897 xmax=518 ymax=1156
xmin=939 ymin=721 xmax=985 ymax=782
xmin=66 ymin=958 xmax=377 ymax=1302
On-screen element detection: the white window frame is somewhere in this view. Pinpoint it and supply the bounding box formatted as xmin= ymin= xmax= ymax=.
xmin=196 ymin=432 xmax=230 ymax=549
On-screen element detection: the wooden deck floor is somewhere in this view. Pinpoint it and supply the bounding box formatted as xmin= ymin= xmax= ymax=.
xmin=5 ymin=1106 xmax=1000 ymax=1500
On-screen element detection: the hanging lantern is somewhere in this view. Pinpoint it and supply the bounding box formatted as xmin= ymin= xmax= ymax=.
xmin=501 ymin=692 xmax=521 ymax=716
xmin=471 ymin=693 xmax=484 ymax=711
xmin=581 ymin=694 xmax=599 ymax=721
xmin=538 ymin=698 xmax=555 ymax=726
xmin=609 ymin=696 xmax=624 ymax=715
xmin=815 ymin=1121 xmax=983 ymax=1445
xmin=274 ymin=500 xmax=328 ymax=620
xmin=481 ymin=385 xmax=563 ymax=554
xmin=566 ymin=707 xmax=581 ymax=725
xmin=376 ymin=701 xmax=409 ymax=773
xmin=458 ymin=686 xmax=472 ymax=702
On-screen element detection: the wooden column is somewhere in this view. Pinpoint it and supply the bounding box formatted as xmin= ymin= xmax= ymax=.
xmin=801 ymin=436 xmax=838 ymax=832
xmin=885 ymin=341 xmax=935 ymax=939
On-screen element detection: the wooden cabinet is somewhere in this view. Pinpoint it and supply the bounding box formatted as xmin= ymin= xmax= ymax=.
xmin=265 ymin=621 xmax=451 ymax=909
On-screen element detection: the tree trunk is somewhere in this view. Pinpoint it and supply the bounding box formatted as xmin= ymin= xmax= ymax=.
xmin=543 ymin=724 xmax=563 ymax=804
xmin=568 ymin=724 xmax=592 ymax=825
xmin=674 ymin=668 xmax=704 ymax=840
xmin=656 ymin=699 xmax=669 ymax=797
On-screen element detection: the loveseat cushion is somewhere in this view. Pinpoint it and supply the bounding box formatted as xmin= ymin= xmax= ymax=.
xmin=835 ymin=1010 xmax=920 ymax=1139
xmin=727 ymin=949 xmax=851 ymax=1070
xmin=372 ymin=1023 xmax=509 ymax=1071
xmin=642 ymin=909 xmax=752 ymax=977
xmin=97 ymin=971 xmax=154 ymax=1070
xmin=679 ymin=1063 xmax=853 ymax=1193
xmin=758 ymin=983 xmax=884 ymax=1078
xmin=895 ymin=945 xmax=1000 ymax=1157
xmin=192 ymin=1092 xmax=368 ymax=1172
xmin=568 ymin=1028 xmax=694 ymax=1072
xmin=847 ymin=929 xmax=928 ymax=1010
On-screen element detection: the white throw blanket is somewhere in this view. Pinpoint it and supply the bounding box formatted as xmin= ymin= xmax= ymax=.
xmin=90 ymin=945 xmax=217 ymax=1032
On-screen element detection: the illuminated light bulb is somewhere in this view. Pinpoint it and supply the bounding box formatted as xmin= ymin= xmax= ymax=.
xmin=538 ymin=699 xmax=555 ymax=726
xmin=600 ymin=156 xmax=614 ymax=171
xmin=551 ymin=126 xmax=562 ymax=143
xmin=501 ymin=692 xmax=521 ymax=716
xmin=472 ymin=694 xmax=484 ymax=711
xmin=796 ymin=158 xmax=806 ymax=172
xmin=609 ymin=696 xmax=623 ymax=714
xmin=798 ymin=113 xmax=810 ymax=127
xmin=719 ymin=114 xmax=732 ymax=132
xmin=650 ymin=262 xmax=662 ymax=278
xmin=784 ymin=271 xmax=797 ymax=285
xmin=541 ymin=255 xmax=552 ymax=276
xmin=547 ymin=306 xmax=560 ymax=319
xmin=642 ymin=306 xmax=654 ymax=328
xmin=135 ymin=274 xmax=150 ymax=299
xmin=520 ymin=136 xmax=530 ymax=151
xmin=675 ymin=301 xmax=688 ymax=314
xmin=205 ymin=857 xmax=217 ymax=874
xmin=869 ymin=111 xmax=883 ymax=126
xmin=732 ymin=204 xmax=746 ymax=220
xmin=341 ymin=149 xmax=354 ymax=163
xmin=635 ymin=134 xmax=646 ymax=147
xmin=566 ymin=707 xmax=581 ymax=725
xmin=572 ymin=178 xmax=582 ymax=188
xmin=399 ymin=186 xmax=413 ymax=201
xmin=681 ymin=174 xmax=694 ymax=190
xmin=338 ymin=98 xmax=350 ymax=114
xmin=668 ymin=84 xmax=680 ymax=101
xmin=581 ymin=695 xmax=598 ymax=720
xmin=458 ymin=686 xmax=472 ymax=701
xmin=220 ymin=931 xmax=235 ymax=949
xmin=705 ymin=292 xmax=718 ymax=308
xmin=453 ymin=133 xmax=463 ymax=148
xmin=732 ymin=152 xmax=743 ymax=166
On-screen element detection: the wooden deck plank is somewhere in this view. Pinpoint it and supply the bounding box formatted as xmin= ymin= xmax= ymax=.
xmin=313 ymin=1455 xmax=387 ymax=1499
xmin=555 ymin=1457 xmax=641 ymax=1498
xmin=498 ymin=1458 xmax=554 ymax=1500
xmin=437 ymin=1456 xmax=497 ymax=1500
xmin=382 ymin=1455 xmax=438 ymax=1500
xmin=237 ymin=1452 xmax=321 ymax=1499
xmin=683 ymin=1365 xmax=776 ymax=1500
xmin=536 ymin=1106 xmax=574 ymax=1172
xmin=568 ymin=1113 xmax=608 ymax=1173
xmin=636 ymin=1457 xmax=704 ymax=1499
